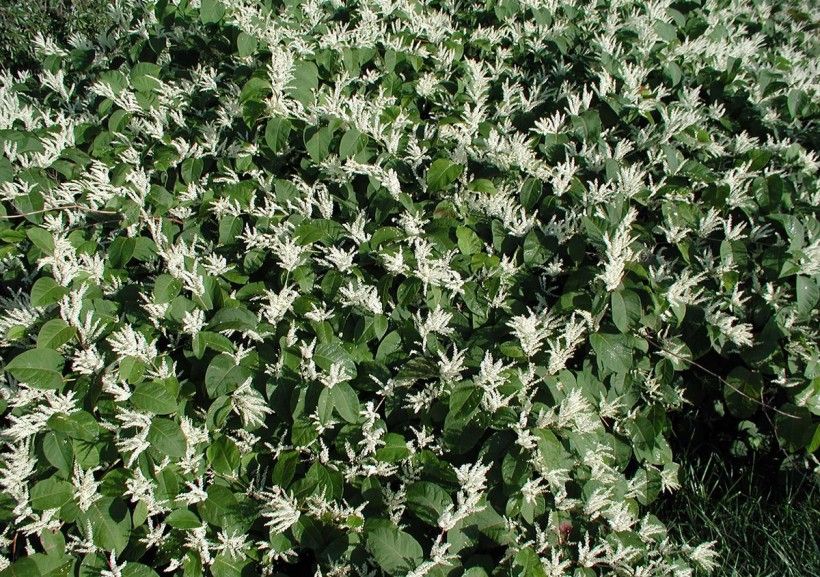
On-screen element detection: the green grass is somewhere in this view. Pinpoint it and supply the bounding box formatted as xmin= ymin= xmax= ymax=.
xmin=654 ymin=450 xmax=820 ymax=577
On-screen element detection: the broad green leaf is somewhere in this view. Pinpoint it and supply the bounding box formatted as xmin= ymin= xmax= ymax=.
xmin=611 ymin=290 xmax=641 ymax=333
xmin=26 ymin=227 xmax=54 ymax=254
xmin=147 ymin=418 xmax=186 ymax=458
xmin=339 ymin=128 xmax=367 ymax=158
xmin=272 ymin=451 xmax=299 ymax=488
xmin=265 ymin=118 xmax=291 ymax=153
xmin=314 ymin=340 xmax=357 ymax=377
xmin=796 ymin=275 xmax=818 ymax=318
xmin=590 ymin=333 xmax=631 ymax=374
xmin=211 ymin=553 xmax=249 ymax=577
xmin=42 ymin=431 xmax=73 ymax=475
xmin=30 ymin=478 xmax=74 ymax=510
xmin=131 ymin=380 xmax=178 ymax=415
xmin=153 ymin=274 xmax=182 ymax=303
xmin=205 ymin=354 xmax=252 ymax=398
xmin=236 ymin=32 xmax=257 ymax=58
xmin=166 ymin=508 xmax=202 ymax=529
xmin=37 ymin=319 xmax=76 ymax=349
xmin=366 ymin=525 xmax=423 ymax=575
xmin=207 ymin=306 xmax=257 ymax=332
xmin=0 ymin=553 xmax=73 ymax=577
xmin=181 ymin=157 xmax=203 ymax=184
xmin=456 ymin=226 xmax=482 ymax=255
xmin=374 ymin=433 xmax=412 ymax=463
xmin=47 ymin=411 xmax=100 ymax=441
xmin=6 ymin=348 xmax=64 ymax=389
xmin=207 ymin=436 xmax=240 ymax=476
xmin=427 ymin=158 xmax=463 ymax=192
xmin=331 ymin=381 xmax=360 ymax=423
xmin=122 ymin=564 xmax=161 ymax=577
xmin=406 ymin=481 xmax=452 ymax=526
xmin=130 ymin=62 xmax=162 ymax=92
xmin=776 ymin=404 xmax=814 ymax=452
xmin=305 ymin=126 xmax=334 ymax=162
xmin=513 ymin=547 xmax=548 ymax=577
xmin=218 ymin=215 xmax=242 ymax=245
xmin=192 ymin=331 xmax=234 ymax=359
xmin=724 ymin=367 xmax=763 ymax=419
xmin=287 ymin=61 xmax=319 ymax=106
xmin=376 ymin=331 xmax=402 ymax=361
xmin=30 ymin=277 xmax=67 ymax=308
xmin=200 ymin=0 xmax=224 ymax=23
xmin=84 ymin=497 xmax=131 ymax=555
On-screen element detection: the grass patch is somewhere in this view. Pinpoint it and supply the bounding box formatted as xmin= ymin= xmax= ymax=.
xmin=655 ymin=448 xmax=820 ymax=577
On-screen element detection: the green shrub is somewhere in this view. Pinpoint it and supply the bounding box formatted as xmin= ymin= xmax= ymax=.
xmin=0 ymin=0 xmax=817 ymax=576
xmin=0 ymin=0 xmax=112 ymax=69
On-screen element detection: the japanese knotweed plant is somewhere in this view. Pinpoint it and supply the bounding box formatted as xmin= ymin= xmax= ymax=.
xmin=0 ymin=0 xmax=817 ymax=576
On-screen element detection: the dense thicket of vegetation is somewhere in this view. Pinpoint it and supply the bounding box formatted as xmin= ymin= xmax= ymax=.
xmin=0 ymin=0 xmax=111 ymax=70
xmin=0 ymin=0 xmax=817 ymax=576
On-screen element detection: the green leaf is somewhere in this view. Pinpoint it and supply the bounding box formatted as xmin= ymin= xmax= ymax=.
xmin=611 ymin=290 xmax=641 ymax=332
xmin=218 ymin=215 xmax=243 ymax=245
xmin=131 ymin=380 xmax=178 ymax=415
xmin=272 ymin=451 xmax=299 ymax=488
xmin=314 ymin=340 xmax=357 ymax=377
xmin=536 ymin=429 xmax=572 ymax=471
xmin=122 ymin=563 xmax=160 ymax=577
xmin=796 ymin=275 xmax=818 ymax=318
xmin=456 ymin=226 xmax=482 ymax=256
xmin=239 ymin=77 xmax=271 ymax=105
xmin=376 ymin=331 xmax=402 ymax=361
xmin=207 ymin=436 xmax=241 ymax=475
xmin=84 ymin=497 xmax=131 ymax=554
xmin=48 ymin=411 xmax=99 ymax=441
xmin=30 ymin=277 xmax=67 ymax=308
xmin=207 ymin=306 xmax=257 ymax=332
xmin=265 ymin=118 xmax=292 ymax=153
xmin=305 ymin=126 xmax=334 ymax=162
xmin=153 ymin=274 xmax=182 ymax=303
xmin=375 ymin=433 xmax=411 ymax=463
xmin=205 ymin=354 xmax=252 ymax=398
xmin=724 ymin=367 xmax=763 ymax=419
xmin=427 ymin=158 xmax=463 ymax=192
xmin=522 ymin=228 xmax=549 ymax=266
xmin=181 ymin=157 xmax=203 ymax=184
xmin=331 ymin=381 xmax=360 ymax=423
xmin=0 ymin=553 xmax=73 ymax=577
xmin=211 ymin=554 xmax=249 ymax=577
xmin=192 ymin=331 xmax=234 ymax=359
xmin=339 ymin=128 xmax=366 ymax=158
xmin=42 ymin=431 xmax=73 ymax=476
xmin=30 ymin=478 xmax=74 ymax=510
xmin=406 ymin=481 xmax=451 ymax=526
xmin=513 ymin=547 xmax=548 ymax=577
xmin=366 ymin=525 xmax=424 ymax=575
xmin=147 ymin=418 xmax=187 ymax=458
xmin=200 ymin=0 xmax=224 ymax=23
xmin=236 ymin=32 xmax=258 ymax=58
xmin=166 ymin=508 xmax=202 ymax=529
xmin=317 ymin=387 xmax=334 ymax=424
xmin=37 ymin=319 xmax=76 ymax=349
xmin=130 ymin=62 xmax=162 ymax=92
xmin=776 ymin=404 xmax=814 ymax=452
xmin=590 ymin=333 xmax=631 ymax=374
xmin=6 ymin=348 xmax=64 ymax=389
xmin=287 ymin=61 xmax=319 ymax=106
xmin=26 ymin=227 xmax=54 ymax=254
